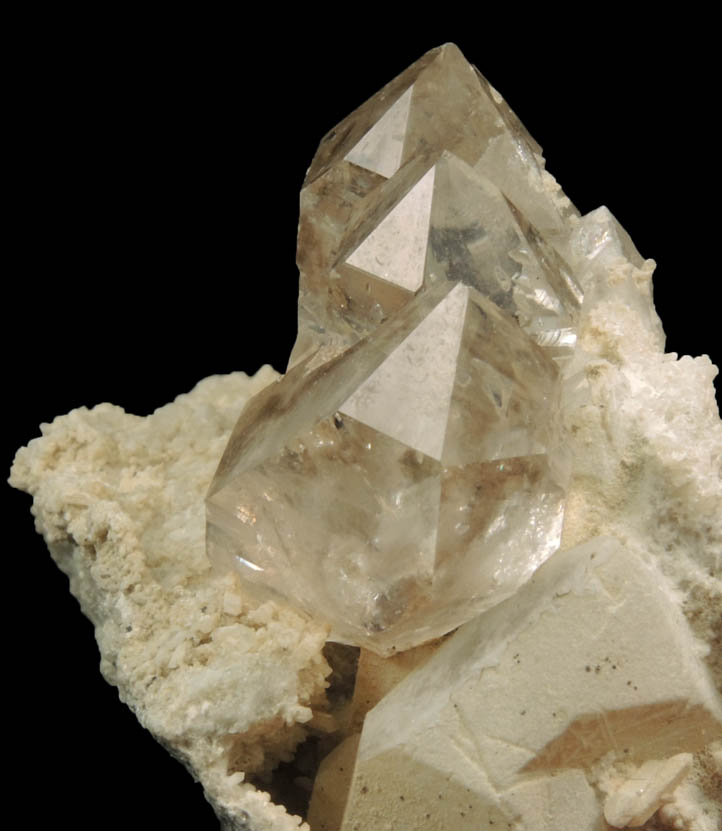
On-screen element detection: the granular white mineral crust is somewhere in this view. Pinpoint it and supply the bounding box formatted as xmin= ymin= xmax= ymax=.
xmin=10 ymin=368 xmax=331 ymax=830
xmin=10 ymin=43 xmax=722 ymax=830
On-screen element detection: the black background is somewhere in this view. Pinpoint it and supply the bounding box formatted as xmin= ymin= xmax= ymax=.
xmin=7 ymin=17 xmax=720 ymax=829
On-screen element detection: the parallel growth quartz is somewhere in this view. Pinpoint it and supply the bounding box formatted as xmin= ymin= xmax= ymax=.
xmin=291 ymin=42 xmax=582 ymax=369
xmin=206 ymin=43 xmax=581 ymax=654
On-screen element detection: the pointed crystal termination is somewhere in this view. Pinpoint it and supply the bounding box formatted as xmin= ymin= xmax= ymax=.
xmin=334 ymin=152 xmax=581 ymax=362
xmin=207 ymin=281 xmax=567 ymax=655
xmin=291 ymin=42 xmax=581 ymax=369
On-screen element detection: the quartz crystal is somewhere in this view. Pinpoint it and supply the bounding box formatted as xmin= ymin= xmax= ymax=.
xmin=207 ymin=281 xmax=567 ymax=654
xmin=291 ymin=43 xmax=582 ymax=369
xmin=206 ymin=43 xmax=579 ymax=655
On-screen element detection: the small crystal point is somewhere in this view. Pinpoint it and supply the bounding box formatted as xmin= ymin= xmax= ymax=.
xmin=207 ymin=281 xmax=566 ymax=655
xmin=305 ymin=149 xmax=581 ymax=367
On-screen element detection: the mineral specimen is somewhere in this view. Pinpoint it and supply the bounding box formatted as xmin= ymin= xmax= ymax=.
xmin=10 ymin=42 xmax=722 ymax=831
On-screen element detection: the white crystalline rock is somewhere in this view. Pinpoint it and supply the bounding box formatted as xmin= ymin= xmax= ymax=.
xmin=9 ymin=367 xmax=331 ymax=831
xmin=338 ymin=537 xmax=722 ymax=829
xmin=561 ymin=207 xmax=722 ymax=683
xmin=597 ymin=749 xmax=721 ymax=831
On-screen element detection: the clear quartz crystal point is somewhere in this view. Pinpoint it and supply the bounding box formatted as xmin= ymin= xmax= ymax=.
xmin=291 ymin=42 xmax=581 ymax=369
xmin=207 ymin=282 xmax=567 ymax=655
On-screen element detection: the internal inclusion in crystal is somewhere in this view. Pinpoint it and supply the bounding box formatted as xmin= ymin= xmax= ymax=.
xmin=206 ymin=42 xmax=585 ymax=654
xmin=335 ymin=152 xmax=581 ymax=360
xmin=291 ymin=43 xmax=582 ymax=370
xmin=207 ymin=282 xmax=567 ymax=655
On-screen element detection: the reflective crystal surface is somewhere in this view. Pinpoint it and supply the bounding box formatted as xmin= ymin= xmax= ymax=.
xmin=291 ymin=43 xmax=581 ymax=369
xmin=206 ymin=44 xmax=585 ymax=655
xmin=207 ymin=282 xmax=566 ymax=654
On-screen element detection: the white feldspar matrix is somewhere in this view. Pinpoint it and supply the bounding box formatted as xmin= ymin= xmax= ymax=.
xmin=338 ymin=539 xmax=722 ymax=829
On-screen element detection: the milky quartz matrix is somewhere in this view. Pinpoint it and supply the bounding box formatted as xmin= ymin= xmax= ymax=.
xmin=206 ymin=43 xmax=582 ymax=654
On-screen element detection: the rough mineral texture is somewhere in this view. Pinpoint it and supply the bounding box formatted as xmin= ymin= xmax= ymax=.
xmin=10 ymin=367 xmax=332 ymax=831
xmin=10 ymin=260 xmax=722 ymax=825
xmin=339 ymin=538 xmax=722 ymax=829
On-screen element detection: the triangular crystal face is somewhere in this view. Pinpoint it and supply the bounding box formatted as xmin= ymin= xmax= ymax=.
xmin=291 ymin=43 xmax=580 ymax=369
xmin=340 ymin=282 xmax=467 ymax=460
xmin=345 ymin=164 xmax=435 ymax=293
xmin=305 ymin=151 xmax=581 ymax=368
xmin=301 ymin=43 xmax=501 ymax=191
xmin=344 ymin=85 xmax=414 ymax=178
xmin=207 ymin=281 xmax=566 ymax=654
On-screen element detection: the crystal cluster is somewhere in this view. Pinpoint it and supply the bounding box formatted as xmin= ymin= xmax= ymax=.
xmin=206 ymin=44 xmax=582 ymax=654
xmin=291 ymin=43 xmax=582 ymax=369
xmin=11 ymin=43 xmax=722 ymax=829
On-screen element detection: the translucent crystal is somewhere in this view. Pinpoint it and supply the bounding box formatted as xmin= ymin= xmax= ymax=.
xmin=291 ymin=43 xmax=581 ymax=369
xmin=206 ymin=44 xmax=582 ymax=655
xmin=207 ymin=282 xmax=566 ymax=655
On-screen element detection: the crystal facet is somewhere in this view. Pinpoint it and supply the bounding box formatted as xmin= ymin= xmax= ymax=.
xmin=207 ymin=282 xmax=566 ymax=654
xmin=291 ymin=43 xmax=581 ymax=369
xmin=206 ymin=43 xmax=583 ymax=655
